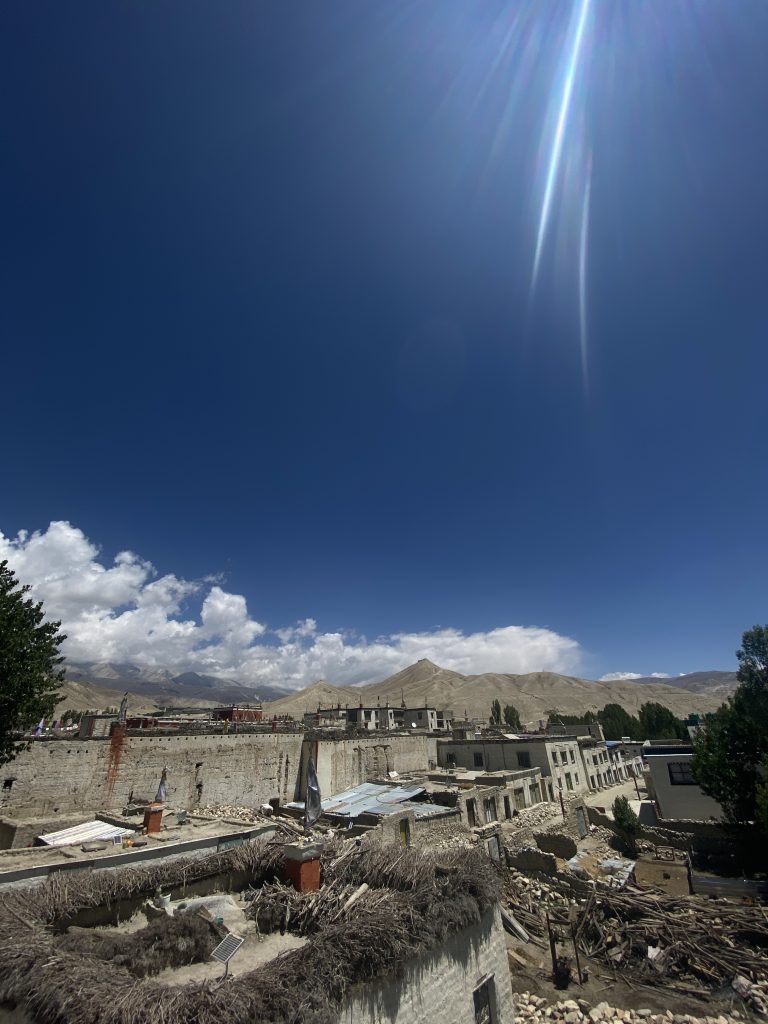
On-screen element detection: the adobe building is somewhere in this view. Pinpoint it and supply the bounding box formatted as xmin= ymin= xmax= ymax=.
xmin=0 ymin=840 xmax=514 ymax=1024
xmin=211 ymin=703 xmax=263 ymax=723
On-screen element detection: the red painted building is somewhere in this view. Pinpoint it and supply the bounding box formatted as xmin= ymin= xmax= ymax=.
xmin=212 ymin=704 xmax=263 ymax=723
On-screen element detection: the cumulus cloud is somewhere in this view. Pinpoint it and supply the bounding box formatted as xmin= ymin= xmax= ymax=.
xmin=0 ymin=521 xmax=583 ymax=689
xmin=599 ymin=671 xmax=672 ymax=682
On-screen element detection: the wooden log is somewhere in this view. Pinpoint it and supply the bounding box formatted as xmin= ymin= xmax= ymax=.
xmin=332 ymin=882 xmax=369 ymax=921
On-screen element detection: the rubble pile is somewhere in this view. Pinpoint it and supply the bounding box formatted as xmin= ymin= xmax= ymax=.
xmin=196 ymin=802 xmax=260 ymax=821
xmin=506 ymin=880 xmax=768 ymax=1012
xmin=512 ymin=994 xmax=745 ymax=1024
xmin=504 ymin=803 xmax=569 ymax=848
xmin=506 ymin=868 xmax=579 ymax=910
xmin=577 ymin=889 xmax=768 ymax=995
xmin=516 ymin=804 xmax=568 ymax=829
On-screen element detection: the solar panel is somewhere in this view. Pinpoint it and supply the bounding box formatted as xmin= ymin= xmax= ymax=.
xmin=211 ymin=934 xmax=244 ymax=965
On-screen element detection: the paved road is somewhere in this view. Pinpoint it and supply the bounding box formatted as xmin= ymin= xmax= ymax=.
xmin=581 ymin=777 xmax=646 ymax=811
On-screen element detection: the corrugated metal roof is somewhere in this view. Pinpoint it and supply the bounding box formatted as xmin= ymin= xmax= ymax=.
xmin=287 ymin=782 xmax=446 ymax=820
xmin=38 ymin=820 xmax=135 ymax=847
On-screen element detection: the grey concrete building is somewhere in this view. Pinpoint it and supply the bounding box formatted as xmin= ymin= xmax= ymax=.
xmin=644 ymin=746 xmax=723 ymax=821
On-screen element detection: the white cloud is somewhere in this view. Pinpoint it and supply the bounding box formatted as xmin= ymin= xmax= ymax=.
xmin=0 ymin=521 xmax=583 ymax=689
xmin=599 ymin=671 xmax=672 ymax=682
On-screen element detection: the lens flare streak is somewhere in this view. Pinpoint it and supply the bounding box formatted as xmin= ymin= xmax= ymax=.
xmin=578 ymin=165 xmax=591 ymax=393
xmin=530 ymin=0 xmax=592 ymax=294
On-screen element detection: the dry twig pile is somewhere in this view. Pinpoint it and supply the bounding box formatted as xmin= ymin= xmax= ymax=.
xmin=0 ymin=840 xmax=500 ymax=1024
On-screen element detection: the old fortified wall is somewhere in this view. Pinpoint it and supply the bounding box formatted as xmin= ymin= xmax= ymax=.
xmin=304 ymin=734 xmax=438 ymax=799
xmin=1 ymin=732 xmax=305 ymax=817
xmin=1 ymin=732 xmax=438 ymax=819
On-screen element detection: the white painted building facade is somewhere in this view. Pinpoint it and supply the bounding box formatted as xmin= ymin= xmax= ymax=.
xmin=645 ymin=750 xmax=723 ymax=821
xmin=437 ymin=737 xmax=590 ymax=799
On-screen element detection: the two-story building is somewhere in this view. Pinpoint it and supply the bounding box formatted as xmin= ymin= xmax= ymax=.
xmin=437 ymin=735 xmax=590 ymax=799
xmin=577 ymin=738 xmax=615 ymax=790
xmin=312 ymin=702 xmax=445 ymax=733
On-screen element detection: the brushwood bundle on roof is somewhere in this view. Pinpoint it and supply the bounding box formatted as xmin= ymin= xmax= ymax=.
xmin=0 ymin=839 xmax=501 ymax=1024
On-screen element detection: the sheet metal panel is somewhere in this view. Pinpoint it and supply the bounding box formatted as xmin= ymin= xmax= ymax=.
xmin=38 ymin=820 xmax=134 ymax=847
xmin=286 ymin=782 xmax=446 ymax=820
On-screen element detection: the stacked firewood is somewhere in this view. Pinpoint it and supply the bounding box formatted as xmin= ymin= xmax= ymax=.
xmin=577 ymin=889 xmax=768 ymax=989
xmin=505 ymin=875 xmax=768 ymax=1007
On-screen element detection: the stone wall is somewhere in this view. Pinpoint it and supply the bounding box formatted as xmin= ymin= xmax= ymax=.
xmin=534 ymin=832 xmax=577 ymax=859
xmin=0 ymin=733 xmax=305 ymax=818
xmin=1 ymin=733 xmax=440 ymax=823
xmin=339 ymin=906 xmax=513 ymax=1024
xmin=364 ymin=808 xmax=471 ymax=851
xmin=302 ymin=735 xmax=438 ymax=799
xmin=506 ymin=847 xmax=558 ymax=876
xmin=412 ymin=810 xmax=470 ymax=849
xmin=0 ymin=813 xmax=92 ymax=850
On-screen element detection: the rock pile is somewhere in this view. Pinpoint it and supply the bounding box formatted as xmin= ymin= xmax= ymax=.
xmin=732 ymin=975 xmax=768 ymax=1016
xmin=197 ymin=802 xmax=259 ymax=822
xmin=507 ymin=867 xmax=578 ymax=908
xmin=512 ymin=994 xmax=746 ymax=1024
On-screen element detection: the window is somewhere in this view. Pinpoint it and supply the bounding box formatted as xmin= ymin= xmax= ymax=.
xmin=473 ymin=976 xmax=496 ymax=1024
xmin=517 ymin=751 xmax=531 ymax=769
xmin=569 ymin=749 xmax=575 ymax=763
xmin=2 ymin=778 xmax=14 ymax=792
xmin=466 ymin=798 xmax=477 ymax=827
xmin=565 ymin=772 xmax=573 ymax=791
xmin=483 ymin=797 xmax=497 ymax=823
xmin=551 ymin=751 xmax=559 ymax=765
xmin=574 ymin=773 xmax=579 ymax=784
xmin=504 ymin=796 xmax=512 ymax=819
xmin=473 ymin=752 xmax=484 ymax=768
xmin=668 ymin=761 xmax=696 ymax=786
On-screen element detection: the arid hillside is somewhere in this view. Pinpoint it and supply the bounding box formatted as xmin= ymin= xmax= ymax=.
xmin=264 ymin=659 xmax=728 ymax=723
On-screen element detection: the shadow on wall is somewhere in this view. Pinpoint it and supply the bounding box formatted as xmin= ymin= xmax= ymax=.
xmin=340 ymin=909 xmax=509 ymax=1024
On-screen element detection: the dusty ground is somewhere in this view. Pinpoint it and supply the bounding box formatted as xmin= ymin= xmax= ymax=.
xmin=582 ymin=779 xmax=647 ymax=813
xmin=154 ymin=930 xmax=308 ymax=985
xmin=634 ymin=855 xmax=690 ymax=896
xmin=505 ymin=937 xmax=751 ymax=1020
xmin=98 ymin=892 xmax=308 ymax=986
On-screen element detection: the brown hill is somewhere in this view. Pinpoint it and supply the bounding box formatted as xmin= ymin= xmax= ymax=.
xmin=264 ymin=659 xmax=727 ymax=724
xmin=54 ymin=680 xmax=219 ymax=716
xmin=266 ymin=680 xmax=361 ymax=717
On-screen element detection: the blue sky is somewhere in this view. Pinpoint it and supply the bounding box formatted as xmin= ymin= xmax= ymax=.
xmin=2 ymin=1 xmax=767 ymax=687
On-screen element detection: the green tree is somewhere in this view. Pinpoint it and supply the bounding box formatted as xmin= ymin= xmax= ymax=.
xmin=503 ymin=704 xmax=522 ymax=730
xmin=613 ymin=794 xmax=641 ymax=855
xmin=0 ymin=561 xmax=66 ymax=765
xmin=598 ymin=703 xmax=640 ymax=740
xmin=638 ymin=702 xmax=686 ymax=741
xmin=692 ymin=625 xmax=768 ymax=828
xmin=490 ymin=699 xmax=502 ymax=726
xmin=756 ymin=758 xmax=768 ymax=836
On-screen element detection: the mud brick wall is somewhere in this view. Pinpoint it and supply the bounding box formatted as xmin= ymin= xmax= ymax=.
xmin=0 ymin=733 xmax=305 ymax=818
